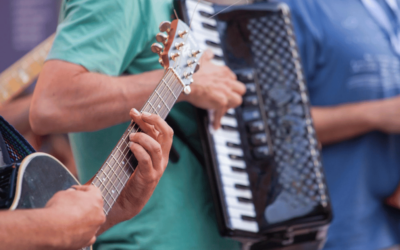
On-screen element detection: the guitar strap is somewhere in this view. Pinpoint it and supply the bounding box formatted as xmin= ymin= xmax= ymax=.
xmin=166 ymin=115 xmax=205 ymax=166
xmin=0 ymin=116 xmax=35 ymax=167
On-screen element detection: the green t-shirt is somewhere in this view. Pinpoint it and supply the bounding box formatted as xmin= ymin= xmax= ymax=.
xmin=48 ymin=1 xmax=240 ymax=249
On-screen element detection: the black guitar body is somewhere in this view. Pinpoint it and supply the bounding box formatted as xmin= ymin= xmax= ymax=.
xmin=0 ymin=153 xmax=79 ymax=210
xmin=0 ymin=153 xmax=91 ymax=250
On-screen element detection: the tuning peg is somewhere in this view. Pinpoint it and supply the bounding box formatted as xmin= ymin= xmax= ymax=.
xmin=192 ymin=50 xmax=202 ymax=57
xmin=158 ymin=58 xmax=164 ymax=67
xmin=175 ymin=42 xmax=185 ymax=50
xmin=151 ymin=43 xmax=163 ymax=55
xmin=183 ymin=86 xmax=191 ymax=95
xmin=170 ymin=52 xmax=180 ymax=61
xmin=194 ymin=63 xmax=200 ymax=73
xmin=178 ymin=30 xmax=188 ymax=38
xmin=159 ymin=21 xmax=171 ymax=32
xmin=187 ymin=59 xmax=197 ymax=67
xmin=183 ymin=71 xmax=193 ymax=79
xmin=156 ymin=33 xmax=168 ymax=44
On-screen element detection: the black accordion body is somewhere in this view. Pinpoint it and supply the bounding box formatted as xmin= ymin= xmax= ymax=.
xmin=176 ymin=1 xmax=333 ymax=249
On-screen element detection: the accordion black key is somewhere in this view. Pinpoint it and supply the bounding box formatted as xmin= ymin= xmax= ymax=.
xmin=176 ymin=1 xmax=333 ymax=249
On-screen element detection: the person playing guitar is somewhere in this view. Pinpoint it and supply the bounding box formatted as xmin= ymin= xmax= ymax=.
xmin=0 ymin=111 xmax=174 ymax=250
xmin=30 ymin=1 xmax=246 ymax=250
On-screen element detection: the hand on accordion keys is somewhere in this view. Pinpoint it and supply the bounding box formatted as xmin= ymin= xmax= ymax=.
xmin=179 ymin=50 xmax=246 ymax=129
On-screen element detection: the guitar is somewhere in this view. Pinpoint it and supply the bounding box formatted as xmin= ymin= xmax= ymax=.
xmin=0 ymin=19 xmax=202 ymax=250
xmin=0 ymin=34 xmax=55 ymax=106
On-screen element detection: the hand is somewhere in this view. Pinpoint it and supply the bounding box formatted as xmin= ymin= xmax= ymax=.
xmin=180 ymin=50 xmax=246 ymax=129
xmin=44 ymin=185 xmax=105 ymax=249
xmin=386 ymin=183 xmax=400 ymax=210
xmin=105 ymin=109 xmax=173 ymax=227
xmin=369 ymin=95 xmax=400 ymax=133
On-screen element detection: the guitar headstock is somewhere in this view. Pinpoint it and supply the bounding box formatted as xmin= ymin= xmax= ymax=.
xmin=151 ymin=19 xmax=202 ymax=94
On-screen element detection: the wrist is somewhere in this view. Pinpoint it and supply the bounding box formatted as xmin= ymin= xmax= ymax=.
xmin=97 ymin=202 xmax=139 ymax=235
xmin=31 ymin=208 xmax=66 ymax=249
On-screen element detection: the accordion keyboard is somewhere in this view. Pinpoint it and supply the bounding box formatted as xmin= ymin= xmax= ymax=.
xmin=185 ymin=0 xmax=260 ymax=232
xmin=179 ymin=0 xmax=332 ymax=241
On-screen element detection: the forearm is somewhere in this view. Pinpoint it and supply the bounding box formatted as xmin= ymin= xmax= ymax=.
xmin=312 ymin=101 xmax=378 ymax=145
xmin=0 ymin=209 xmax=60 ymax=250
xmin=30 ymin=60 xmax=164 ymax=134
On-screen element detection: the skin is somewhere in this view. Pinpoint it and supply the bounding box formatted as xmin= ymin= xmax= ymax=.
xmin=29 ymin=50 xmax=246 ymax=133
xmin=312 ymin=96 xmax=400 ymax=145
xmin=311 ymin=96 xmax=400 ymax=208
xmin=97 ymin=110 xmax=173 ymax=234
xmin=0 ymin=186 xmax=104 ymax=250
xmin=0 ymin=111 xmax=173 ymax=250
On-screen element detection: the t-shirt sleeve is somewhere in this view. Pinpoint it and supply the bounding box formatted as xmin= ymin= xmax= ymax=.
xmin=280 ymin=0 xmax=323 ymax=83
xmin=47 ymin=0 xmax=142 ymax=76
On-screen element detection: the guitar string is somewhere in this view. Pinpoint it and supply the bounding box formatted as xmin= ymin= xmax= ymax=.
xmin=95 ymin=18 xmax=197 ymax=212
xmin=95 ymin=76 xmax=180 ymax=214
xmin=92 ymin=70 xmax=177 ymax=202
xmin=94 ymin=70 xmax=183 ymax=213
xmin=99 ymin=44 xmax=187 ymax=198
xmin=101 ymin=74 xmax=182 ymax=213
xmin=92 ymin=71 xmax=176 ymax=204
xmin=100 ymin=38 xmax=190 ymax=211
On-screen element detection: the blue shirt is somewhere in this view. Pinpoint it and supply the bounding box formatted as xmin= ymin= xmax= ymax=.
xmin=281 ymin=0 xmax=400 ymax=249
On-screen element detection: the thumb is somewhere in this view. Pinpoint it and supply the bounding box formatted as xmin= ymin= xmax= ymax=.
xmin=201 ymin=50 xmax=214 ymax=62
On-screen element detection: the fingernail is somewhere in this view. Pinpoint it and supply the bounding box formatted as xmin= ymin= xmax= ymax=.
xmin=129 ymin=133 xmax=135 ymax=140
xmin=132 ymin=108 xmax=140 ymax=115
xmin=142 ymin=111 xmax=151 ymax=117
xmin=128 ymin=142 xmax=133 ymax=147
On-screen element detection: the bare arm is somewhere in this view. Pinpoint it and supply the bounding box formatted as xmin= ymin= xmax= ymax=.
xmin=0 ymin=209 xmax=60 ymax=250
xmin=30 ymin=60 xmax=164 ymax=134
xmin=312 ymin=96 xmax=400 ymax=145
xmin=30 ymin=51 xmax=245 ymax=134
xmin=0 ymin=186 xmax=105 ymax=250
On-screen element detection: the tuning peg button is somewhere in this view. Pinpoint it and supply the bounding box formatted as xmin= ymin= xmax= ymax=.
xmin=170 ymin=52 xmax=180 ymax=61
xmin=192 ymin=50 xmax=202 ymax=57
xmin=159 ymin=21 xmax=171 ymax=32
xmin=183 ymin=71 xmax=193 ymax=79
xmin=151 ymin=43 xmax=163 ymax=55
xmin=156 ymin=33 xmax=168 ymax=44
xmin=159 ymin=58 xmax=164 ymax=67
xmin=183 ymin=86 xmax=191 ymax=95
xmin=178 ymin=30 xmax=188 ymax=38
xmin=175 ymin=42 xmax=185 ymax=50
xmin=187 ymin=59 xmax=197 ymax=67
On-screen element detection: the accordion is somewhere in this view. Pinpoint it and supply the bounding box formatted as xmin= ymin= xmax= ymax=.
xmin=176 ymin=1 xmax=333 ymax=249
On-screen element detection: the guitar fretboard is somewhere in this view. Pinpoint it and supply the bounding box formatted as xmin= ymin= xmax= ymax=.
xmin=91 ymin=68 xmax=184 ymax=214
xmin=0 ymin=34 xmax=54 ymax=105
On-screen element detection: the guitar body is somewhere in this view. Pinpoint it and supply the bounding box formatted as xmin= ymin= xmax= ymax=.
xmin=9 ymin=153 xmax=79 ymax=210
xmin=2 ymin=152 xmax=92 ymax=250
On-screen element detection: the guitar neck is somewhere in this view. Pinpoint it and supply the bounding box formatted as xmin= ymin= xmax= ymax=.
xmin=0 ymin=34 xmax=55 ymax=105
xmin=91 ymin=68 xmax=184 ymax=214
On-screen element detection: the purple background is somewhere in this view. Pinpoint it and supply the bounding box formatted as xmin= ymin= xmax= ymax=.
xmin=0 ymin=0 xmax=60 ymax=73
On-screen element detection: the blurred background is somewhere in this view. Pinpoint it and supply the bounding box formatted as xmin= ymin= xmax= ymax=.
xmin=0 ymin=0 xmax=76 ymax=176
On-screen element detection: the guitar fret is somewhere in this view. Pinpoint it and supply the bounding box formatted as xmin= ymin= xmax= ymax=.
xmin=148 ymin=102 xmax=160 ymax=115
xmin=106 ymin=163 xmax=122 ymax=196
xmin=108 ymin=165 xmax=123 ymax=193
xmin=155 ymin=90 xmax=171 ymax=111
xmin=91 ymin=68 xmax=185 ymax=216
xmin=162 ymin=79 xmax=178 ymax=99
xmin=100 ymin=167 xmax=118 ymax=197
xmin=116 ymin=147 xmax=132 ymax=177
xmin=97 ymin=174 xmax=113 ymax=212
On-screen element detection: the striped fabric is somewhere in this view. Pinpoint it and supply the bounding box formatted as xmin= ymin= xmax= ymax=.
xmin=0 ymin=116 xmax=35 ymax=163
